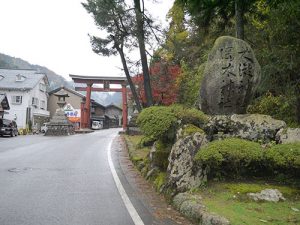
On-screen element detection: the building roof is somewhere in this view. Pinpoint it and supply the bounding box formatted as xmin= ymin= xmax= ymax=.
xmin=0 ymin=93 xmax=10 ymax=110
xmin=106 ymin=104 xmax=122 ymax=111
xmin=48 ymin=86 xmax=85 ymax=99
xmin=0 ymin=69 xmax=47 ymax=91
xmin=92 ymin=101 xmax=106 ymax=109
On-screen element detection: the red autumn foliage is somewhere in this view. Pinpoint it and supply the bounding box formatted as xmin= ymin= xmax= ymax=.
xmin=131 ymin=62 xmax=181 ymax=106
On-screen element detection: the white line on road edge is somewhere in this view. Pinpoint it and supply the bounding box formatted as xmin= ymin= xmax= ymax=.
xmin=107 ymin=138 xmax=145 ymax=225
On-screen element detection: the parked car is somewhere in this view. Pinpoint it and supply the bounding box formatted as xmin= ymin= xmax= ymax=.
xmin=40 ymin=122 xmax=49 ymax=133
xmin=0 ymin=119 xmax=18 ymax=137
xmin=92 ymin=121 xmax=103 ymax=130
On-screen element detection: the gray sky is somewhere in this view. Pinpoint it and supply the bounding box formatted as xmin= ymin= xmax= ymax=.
xmin=0 ymin=0 xmax=174 ymax=80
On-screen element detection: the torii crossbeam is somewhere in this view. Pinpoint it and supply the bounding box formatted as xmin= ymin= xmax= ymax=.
xmin=69 ymin=74 xmax=128 ymax=130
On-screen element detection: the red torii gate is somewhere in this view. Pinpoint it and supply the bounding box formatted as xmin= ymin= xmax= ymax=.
xmin=69 ymin=74 xmax=128 ymax=130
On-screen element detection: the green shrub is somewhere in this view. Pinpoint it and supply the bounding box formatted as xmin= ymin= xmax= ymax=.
xmin=248 ymin=92 xmax=298 ymax=127
xmin=182 ymin=124 xmax=204 ymax=137
xmin=138 ymin=136 xmax=155 ymax=147
xmin=137 ymin=106 xmax=177 ymax=140
xmin=265 ymin=142 xmax=300 ymax=176
xmin=169 ymin=104 xmax=208 ymax=127
xmin=195 ymin=138 xmax=263 ymax=178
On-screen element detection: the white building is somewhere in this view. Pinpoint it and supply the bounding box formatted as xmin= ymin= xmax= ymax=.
xmin=0 ymin=69 xmax=50 ymax=129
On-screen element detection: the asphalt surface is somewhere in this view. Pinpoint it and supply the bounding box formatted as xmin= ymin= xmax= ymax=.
xmin=0 ymin=129 xmax=139 ymax=225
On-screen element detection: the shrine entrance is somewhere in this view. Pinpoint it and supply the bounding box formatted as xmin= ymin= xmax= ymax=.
xmin=69 ymin=75 xmax=128 ymax=130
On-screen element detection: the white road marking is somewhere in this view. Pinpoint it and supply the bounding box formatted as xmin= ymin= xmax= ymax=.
xmin=107 ymin=138 xmax=145 ymax=225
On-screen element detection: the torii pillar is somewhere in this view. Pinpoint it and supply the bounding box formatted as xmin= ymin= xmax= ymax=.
xmin=69 ymin=74 xmax=128 ymax=130
xmin=121 ymin=84 xmax=127 ymax=130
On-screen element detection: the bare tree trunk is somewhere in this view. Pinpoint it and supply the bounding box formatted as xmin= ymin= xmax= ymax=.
xmin=296 ymin=83 xmax=300 ymax=124
xmin=133 ymin=0 xmax=153 ymax=107
xmin=118 ymin=48 xmax=142 ymax=112
xmin=235 ymin=0 xmax=244 ymax=40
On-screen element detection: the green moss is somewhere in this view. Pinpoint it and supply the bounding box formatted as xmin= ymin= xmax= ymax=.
xmin=224 ymin=182 xmax=300 ymax=197
xmin=182 ymin=124 xmax=204 ymax=137
xmin=198 ymin=182 xmax=300 ymax=225
xmin=124 ymin=135 xmax=150 ymax=168
xmin=154 ymin=172 xmax=167 ymax=191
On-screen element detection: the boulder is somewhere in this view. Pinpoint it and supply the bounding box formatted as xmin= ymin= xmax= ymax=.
xmin=276 ymin=128 xmax=300 ymax=144
xmin=247 ymin=189 xmax=285 ymax=202
xmin=206 ymin=114 xmax=286 ymax=143
xmin=166 ymin=132 xmax=208 ymax=192
xmin=149 ymin=142 xmax=170 ymax=170
xmin=173 ymin=192 xmax=230 ymax=225
xmin=200 ymin=36 xmax=261 ymax=115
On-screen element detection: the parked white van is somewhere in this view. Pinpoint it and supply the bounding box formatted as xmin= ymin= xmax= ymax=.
xmin=92 ymin=121 xmax=103 ymax=130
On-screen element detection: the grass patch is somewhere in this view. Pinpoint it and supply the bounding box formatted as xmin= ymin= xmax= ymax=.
xmin=154 ymin=172 xmax=167 ymax=191
xmin=124 ymin=135 xmax=150 ymax=164
xmin=196 ymin=182 xmax=300 ymax=225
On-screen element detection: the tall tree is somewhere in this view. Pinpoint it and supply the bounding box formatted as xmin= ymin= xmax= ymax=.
xmin=133 ymin=0 xmax=153 ymax=107
xmin=177 ymin=0 xmax=257 ymax=40
xmin=82 ymin=0 xmax=142 ymax=112
xmin=235 ymin=0 xmax=244 ymax=39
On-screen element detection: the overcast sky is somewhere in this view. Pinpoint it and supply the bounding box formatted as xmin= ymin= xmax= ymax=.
xmin=0 ymin=0 xmax=174 ymax=80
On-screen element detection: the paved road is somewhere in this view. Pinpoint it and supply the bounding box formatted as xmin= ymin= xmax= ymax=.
xmin=0 ymin=129 xmax=142 ymax=225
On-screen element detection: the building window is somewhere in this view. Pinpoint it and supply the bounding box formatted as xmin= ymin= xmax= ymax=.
xmin=40 ymin=100 xmax=46 ymax=110
xmin=39 ymin=83 xmax=46 ymax=92
xmin=15 ymin=74 xmax=26 ymax=82
xmin=32 ymin=97 xmax=39 ymax=107
xmin=11 ymin=96 xmax=22 ymax=104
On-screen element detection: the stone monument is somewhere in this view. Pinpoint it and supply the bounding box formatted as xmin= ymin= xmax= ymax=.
xmin=200 ymin=36 xmax=261 ymax=115
xmin=45 ymin=89 xmax=74 ymax=136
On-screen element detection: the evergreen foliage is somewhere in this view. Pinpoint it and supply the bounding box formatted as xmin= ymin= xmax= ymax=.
xmin=247 ymin=92 xmax=297 ymax=127
xmin=265 ymin=142 xmax=300 ymax=177
xmin=137 ymin=105 xmax=207 ymax=141
xmin=195 ymin=138 xmax=300 ymax=179
xmin=195 ymin=138 xmax=263 ymax=178
xmin=169 ymin=104 xmax=208 ymax=127
xmin=136 ymin=106 xmax=177 ymax=140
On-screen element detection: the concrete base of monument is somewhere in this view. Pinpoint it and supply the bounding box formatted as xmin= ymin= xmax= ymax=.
xmin=44 ymin=109 xmax=75 ymax=136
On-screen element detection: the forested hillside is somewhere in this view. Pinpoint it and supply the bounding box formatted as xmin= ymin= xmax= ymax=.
xmin=0 ymin=53 xmax=122 ymax=106
xmin=0 ymin=53 xmax=72 ymax=90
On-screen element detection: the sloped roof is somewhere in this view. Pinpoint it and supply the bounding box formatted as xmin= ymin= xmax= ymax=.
xmin=48 ymin=86 xmax=85 ymax=99
xmin=92 ymin=101 xmax=106 ymax=109
xmin=106 ymin=104 xmax=122 ymax=111
xmin=0 ymin=69 xmax=47 ymax=91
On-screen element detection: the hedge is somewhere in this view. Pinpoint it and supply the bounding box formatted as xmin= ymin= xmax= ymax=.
xmin=169 ymin=104 xmax=208 ymax=127
xmin=137 ymin=105 xmax=208 ymax=141
xmin=136 ymin=106 xmax=177 ymax=140
xmin=265 ymin=142 xmax=300 ymax=176
xmin=195 ymin=138 xmax=264 ymax=178
xmin=195 ymin=138 xmax=300 ymax=179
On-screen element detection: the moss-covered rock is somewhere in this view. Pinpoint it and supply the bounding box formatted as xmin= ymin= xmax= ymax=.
xmin=206 ymin=114 xmax=286 ymax=143
xmin=167 ymin=132 xmax=208 ymax=192
xmin=276 ymin=128 xmax=300 ymax=144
